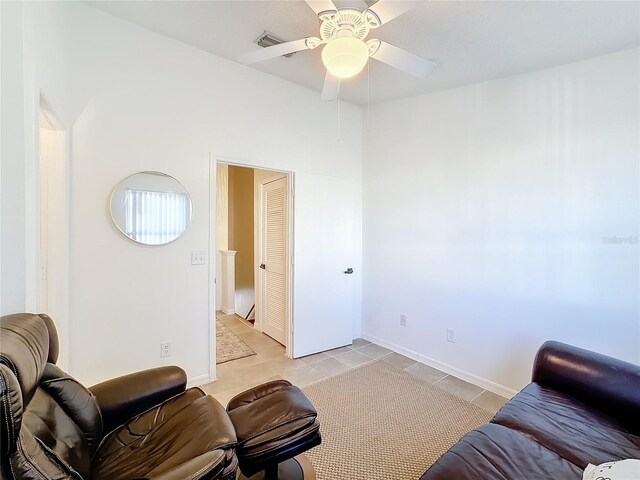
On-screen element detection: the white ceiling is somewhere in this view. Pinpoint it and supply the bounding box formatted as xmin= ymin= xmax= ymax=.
xmin=88 ymin=0 xmax=639 ymax=105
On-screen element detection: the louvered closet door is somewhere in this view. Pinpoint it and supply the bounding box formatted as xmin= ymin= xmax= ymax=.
xmin=261 ymin=177 xmax=288 ymax=345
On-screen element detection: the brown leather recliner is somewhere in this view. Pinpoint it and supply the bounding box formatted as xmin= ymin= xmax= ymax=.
xmin=1 ymin=313 xmax=321 ymax=480
xmin=0 ymin=313 xmax=239 ymax=479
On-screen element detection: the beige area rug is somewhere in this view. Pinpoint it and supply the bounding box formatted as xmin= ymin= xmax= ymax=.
xmin=302 ymin=360 xmax=491 ymax=480
xmin=216 ymin=319 xmax=256 ymax=364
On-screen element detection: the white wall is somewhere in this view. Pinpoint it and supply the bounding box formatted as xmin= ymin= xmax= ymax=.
xmin=10 ymin=1 xmax=634 ymax=394
xmin=22 ymin=2 xmax=362 ymax=385
xmin=1 ymin=2 xmax=27 ymax=315
xmin=363 ymin=49 xmax=640 ymax=395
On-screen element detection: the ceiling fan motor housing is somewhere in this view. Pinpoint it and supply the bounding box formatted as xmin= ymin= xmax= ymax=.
xmin=320 ymin=9 xmax=372 ymax=42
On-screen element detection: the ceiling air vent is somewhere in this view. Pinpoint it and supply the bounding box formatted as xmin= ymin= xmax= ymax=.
xmin=254 ymin=31 xmax=295 ymax=58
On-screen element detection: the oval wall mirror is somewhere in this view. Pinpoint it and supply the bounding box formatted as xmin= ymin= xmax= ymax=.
xmin=110 ymin=171 xmax=193 ymax=245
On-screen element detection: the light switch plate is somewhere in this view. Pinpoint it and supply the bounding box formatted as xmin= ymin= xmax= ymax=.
xmin=191 ymin=251 xmax=206 ymax=265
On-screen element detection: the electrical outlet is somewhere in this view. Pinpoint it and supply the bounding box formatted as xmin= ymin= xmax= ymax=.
xmin=160 ymin=341 xmax=172 ymax=358
xmin=400 ymin=314 xmax=407 ymax=326
xmin=446 ymin=328 xmax=455 ymax=343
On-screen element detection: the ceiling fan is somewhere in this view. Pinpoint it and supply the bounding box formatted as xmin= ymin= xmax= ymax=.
xmin=236 ymin=0 xmax=437 ymax=101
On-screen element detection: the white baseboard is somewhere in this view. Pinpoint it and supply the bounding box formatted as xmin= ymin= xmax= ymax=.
xmin=221 ymin=308 xmax=235 ymax=315
xmin=361 ymin=333 xmax=518 ymax=399
xmin=187 ymin=373 xmax=211 ymax=388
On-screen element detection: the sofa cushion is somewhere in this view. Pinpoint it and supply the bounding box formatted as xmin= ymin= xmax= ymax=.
xmin=492 ymin=383 xmax=640 ymax=468
xmin=92 ymin=388 xmax=237 ymax=480
xmin=419 ymin=423 xmax=583 ymax=480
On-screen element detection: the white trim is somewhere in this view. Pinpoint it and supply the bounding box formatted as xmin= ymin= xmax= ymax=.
xmin=187 ymin=373 xmax=211 ymax=388
xmin=213 ymin=155 xmax=291 ymax=176
xmin=24 ymin=62 xmax=39 ymax=312
xmin=210 ymin=156 xmax=295 ymax=359
xmin=39 ymin=95 xmax=65 ymax=131
xmin=221 ymin=308 xmax=235 ymax=315
xmin=287 ymin=174 xmax=294 ymax=352
xmin=32 ymin=92 xmax=71 ymax=370
xmin=361 ymin=333 xmax=518 ymax=399
xmin=23 ymin=70 xmax=72 ymax=369
xmin=208 ymin=154 xmax=217 ymax=383
xmin=37 ymin=95 xmax=71 ymax=370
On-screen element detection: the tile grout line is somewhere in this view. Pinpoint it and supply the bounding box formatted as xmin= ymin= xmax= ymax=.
xmin=432 ymin=375 xmax=450 ymax=386
xmin=470 ymin=390 xmax=487 ymax=402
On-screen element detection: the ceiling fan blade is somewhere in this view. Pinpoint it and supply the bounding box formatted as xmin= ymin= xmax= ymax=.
xmin=369 ymin=40 xmax=437 ymax=78
xmin=321 ymin=72 xmax=341 ymax=101
xmin=304 ymin=0 xmax=338 ymax=16
xmin=365 ymin=0 xmax=423 ymax=27
xmin=236 ymin=39 xmax=311 ymax=65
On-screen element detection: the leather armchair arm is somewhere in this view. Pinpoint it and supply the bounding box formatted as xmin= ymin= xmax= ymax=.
xmin=90 ymin=366 xmax=187 ymax=434
xmin=532 ymin=341 xmax=640 ymax=432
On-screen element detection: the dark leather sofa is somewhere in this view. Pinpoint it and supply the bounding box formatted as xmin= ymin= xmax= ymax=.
xmin=420 ymin=341 xmax=640 ymax=479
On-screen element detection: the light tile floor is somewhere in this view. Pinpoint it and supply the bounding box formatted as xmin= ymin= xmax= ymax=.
xmin=203 ymin=314 xmax=509 ymax=414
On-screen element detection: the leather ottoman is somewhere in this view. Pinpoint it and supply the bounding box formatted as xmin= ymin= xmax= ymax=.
xmin=227 ymin=380 xmax=321 ymax=480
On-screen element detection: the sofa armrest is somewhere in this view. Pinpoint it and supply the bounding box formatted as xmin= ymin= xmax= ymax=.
xmin=90 ymin=366 xmax=187 ymax=433
xmin=533 ymin=341 xmax=640 ymax=431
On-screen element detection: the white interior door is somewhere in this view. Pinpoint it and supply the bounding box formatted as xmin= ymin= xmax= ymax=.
xmin=293 ymin=172 xmax=356 ymax=358
xmin=260 ymin=176 xmax=289 ymax=345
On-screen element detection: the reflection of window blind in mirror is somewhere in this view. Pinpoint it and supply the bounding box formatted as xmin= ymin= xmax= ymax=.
xmin=124 ymin=189 xmax=190 ymax=245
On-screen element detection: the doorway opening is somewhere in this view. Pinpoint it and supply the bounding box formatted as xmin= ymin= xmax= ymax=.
xmin=38 ymin=95 xmax=70 ymax=369
xmin=214 ymin=161 xmax=293 ymax=368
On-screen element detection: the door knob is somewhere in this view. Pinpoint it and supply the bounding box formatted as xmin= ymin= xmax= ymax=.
xmin=260 ymin=263 xmax=266 ymax=270
xmin=344 ymin=268 xmax=354 ymax=274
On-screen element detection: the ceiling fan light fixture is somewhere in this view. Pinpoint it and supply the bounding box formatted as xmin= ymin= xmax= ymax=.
xmin=321 ymin=37 xmax=369 ymax=79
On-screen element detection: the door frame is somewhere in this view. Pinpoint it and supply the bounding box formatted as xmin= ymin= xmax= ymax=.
xmin=26 ymin=88 xmax=71 ymax=370
xmin=208 ymin=155 xmax=295 ymax=380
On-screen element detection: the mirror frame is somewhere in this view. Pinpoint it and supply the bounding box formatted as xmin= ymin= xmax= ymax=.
xmin=109 ymin=171 xmax=193 ymax=246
